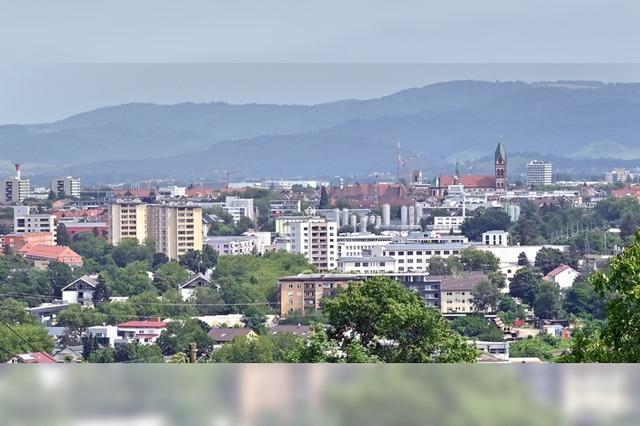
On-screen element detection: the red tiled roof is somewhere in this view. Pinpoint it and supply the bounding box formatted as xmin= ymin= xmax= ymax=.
xmin=544 ymin=264 xmax=574 ymax=279
xmin=439 ymin=175 xmax=496 ymax=188
xmin=18 ymin=244 xmax=83 ymax=265
xmin=118 ymin=320 xmax=167 ymax=329
xmin=11 ymin=352 xmax=58 ymax=364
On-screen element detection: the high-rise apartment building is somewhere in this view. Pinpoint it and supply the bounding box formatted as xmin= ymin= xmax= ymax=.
xmin=288 ymin=217 xmax=337 ymax=271
xmin=2 ymin=165 xmax=30 ymax=204
xmin=526 ymin=160 xmax=553 ymax=187
xmin=108 ymin=201 xmax=149 ymax=245
xmin=108 ymin=201 xmax=202 ymax=259
xmin=51 ymin=176 xmax=81 ymax=198
xmin=147 ymin=204 xmax=202 ymax=259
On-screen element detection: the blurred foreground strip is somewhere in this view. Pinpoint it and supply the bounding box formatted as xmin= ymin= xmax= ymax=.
xmin=0 ymin=364 xmax=636 ymax=426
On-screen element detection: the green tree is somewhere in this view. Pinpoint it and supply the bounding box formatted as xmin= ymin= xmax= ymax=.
xmin=323 ymin=277 xmax=477 ymax=363
xmin=153 ymin=261 xmax=189 ymax=293
xmin=111 ymin=238 xmax=154 ymax=267
xmin=0 ymin=323 xmax=55 ymax=362
xmin=87 ymin=347 xmax=116 ymax=363
xmin=532 ymin=281 xmax=563 ymax=319
xmin=460 ymin=248 xmax=499 ymax=272
xmin=534 ymin=247 xmax=568 ymax=275
xmin=210 ymin=335 xmax=275 ymax=363
xmin=56 ymin=223 xmax=71 ymax=246
xmin=451 ymin=316 xmax=503 ymax=341
xmin=179 ymin=246 xmax=218 ymax=274
xmin=157 ymin=318 xmax=212 ymax=356
xmin=0 ymin=298 xmax=36 ymax=325
xmin=509 ymin=267 xmax=543 ymax=306
xmin=318 ymin=186 xmax=330 ymax=209
xmin=234 ymin=216 xmax=255 ymax=235
xmin=563 ymin=276 xmax=606 ymax=320
xmin=471 ymin=280 xmax=500 ymax=313
xmin=189 ymin=287 xmax=225 ymax=316
xmin=56 ymin=305 xmax=107 ymax=335
xmin=96 ymin=302 xmax=136 ymax=325
xmin=517 ymin=252 xmax=530 ymax=266
xmin=460 ymin=208 xmax=511 ymax=241
xmin=47 ymin=261 xmax=75 ymax=297
xmin=427 ymin=257 xmax=449 ymax=275
xmin=563 ymin=232 xmax=640 ymax=362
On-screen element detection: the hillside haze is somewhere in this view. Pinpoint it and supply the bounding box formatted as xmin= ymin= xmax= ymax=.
xmin=2 ymin=80 xmax=640 ymax=181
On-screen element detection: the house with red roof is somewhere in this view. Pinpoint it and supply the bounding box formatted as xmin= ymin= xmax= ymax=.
xmin=7 ymin=352 xmax=58 ymax=364
xmin=17 ymin=243 xmax=83 ymax=269
xmin=117 ymin=320 xmax=167 ymax=345
xmin=543 ymin=264 xmax=579 ymax=289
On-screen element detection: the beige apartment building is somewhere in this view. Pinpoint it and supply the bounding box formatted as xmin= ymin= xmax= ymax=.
xmin=108 ymin=202 xmax=148 ymax=245
xmin=147 ymin=204 xmax=202 ymax=259
xmin=108 ymin=201 xmax=202 ymax=259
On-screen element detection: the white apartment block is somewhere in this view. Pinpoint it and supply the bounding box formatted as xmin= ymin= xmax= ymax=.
xmin=3 ymin=177 xmax=30 ymax=204
xmin=269 ymin=199 xmax=301 ymax=217
xmin=206 ymin=235 xmax=259 ymax=256
xmin=337 ymin=256 xmax=397 ymax=274
xmin=275 ymin=216 xmax=312 ymax=235
xmin=337 ymin=232 xmax=394 ymax=258
xmin=482 ymin=230 xmax=509 ymax=246
xmin=288 ymin=217 xmax=338 ymax=271
xmin=525 ymin=160 xmax=553 ymax=187
xmin=13 ymin=206 xmax=57 ymax=240
xmin=432 ymin=216 xmax=466 ymax=232
xmin=382 ymin=243 xmax=467 ymax=273
xmin=222 ymin=196 xmax=255 ymax=223
xmin=50 ymin=176 xmax=81 ymax=198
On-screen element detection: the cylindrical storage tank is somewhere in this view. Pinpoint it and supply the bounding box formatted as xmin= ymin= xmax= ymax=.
xmin=382 ymin=204 xmax=391 ymax=226
xmin=408 ymin=206 xmax=416 ymax=226
xmin=369 ymin=215 xmax=376 ymax=224
xmin=341 ymin=209 xmax=350 ymax=227
xmin=334 ymin=208 xmax=341 ymax=227
xmin=350 ymin=214 xmax=358 ymax=229
xmin=400 ymin=206 xmax=408 ymax=226
xmin=375 ymin=215 xmax=382 ymax=228
xmin=359 ymin=216 xmax=368 ymax=233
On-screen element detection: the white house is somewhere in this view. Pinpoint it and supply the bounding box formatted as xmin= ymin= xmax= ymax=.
xmin=61 ymin=275 xmax=98 ymax=306
xmin=87 ymin=325 xmax=119 ymax=347
xmin=117 ymin=320 xmax=167 ymax=345
xmin=178 ymin=273 xmax=212 ymax=301
xmin=482 ymin=230 xmax=509 ymax=246
xmin=544 ymin=264 xmax=579 ymax=289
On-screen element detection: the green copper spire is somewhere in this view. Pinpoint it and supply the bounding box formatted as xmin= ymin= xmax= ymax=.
xmin=495 ymin=138 xmax=506 ymax=161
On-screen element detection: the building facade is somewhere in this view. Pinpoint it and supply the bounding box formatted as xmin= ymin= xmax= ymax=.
xmin=108 ymin=201 xmax=148 ymax=245
xmin=525 ymin=160 xmax=553 ymax=187
xmin=336 ymin=233 xmax=394 ymax=258
xmin=13 ymin=206 xmax=57 ymax=241
xmin=2 ymin=165 xmax=30 ymax=204
xmin=50 ymin=176 xmax=81 ymax=198
xmin=109 ymin=201 xmax=203 ymax=259
xmin=146 ymin=204 xmax=203 ymax=259
xmin=287 ymin=217 xmax=338 ymax=271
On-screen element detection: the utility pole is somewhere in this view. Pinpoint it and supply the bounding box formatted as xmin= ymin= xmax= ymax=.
xmin=189 ymin=342 xmax=197 ymax=363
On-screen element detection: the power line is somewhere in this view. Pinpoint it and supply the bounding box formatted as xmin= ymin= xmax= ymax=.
xmin=0 ymin=318 xmax=42 ymax=354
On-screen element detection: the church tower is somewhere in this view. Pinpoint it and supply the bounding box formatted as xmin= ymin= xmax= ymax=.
xmin=494 ymin=139 xmax=507 ymax=191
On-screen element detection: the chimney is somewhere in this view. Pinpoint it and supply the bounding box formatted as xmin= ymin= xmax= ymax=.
xmin=14 ymin=164 xmax=21 ymax=180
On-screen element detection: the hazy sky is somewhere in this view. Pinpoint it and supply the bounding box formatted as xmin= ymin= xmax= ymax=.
xmin=2 ymin=0 xmax=640 ymax=123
